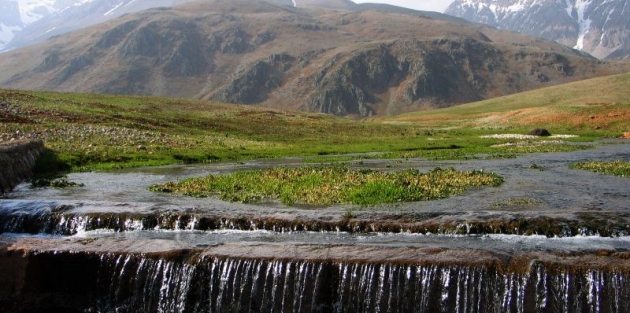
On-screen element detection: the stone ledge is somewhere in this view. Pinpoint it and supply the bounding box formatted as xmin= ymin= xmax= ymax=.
xmin=0 ymin=140 xmax=45 ymax=194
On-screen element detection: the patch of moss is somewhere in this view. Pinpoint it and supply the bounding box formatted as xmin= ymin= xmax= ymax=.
xmin=150 ymin=166 xmax=504 ymax=206
xmin=31 ymin=177 xmax=85 ymax=188
xmin=570 ymin=161 xmax=630 ymax=177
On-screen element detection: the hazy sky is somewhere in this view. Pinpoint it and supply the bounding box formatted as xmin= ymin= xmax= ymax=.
xmin=352 ymin=0 xmax=456 ymax=13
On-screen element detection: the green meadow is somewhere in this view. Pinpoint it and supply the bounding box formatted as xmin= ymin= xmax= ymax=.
xmin=2 ymin=73 xmax=629 ymax=204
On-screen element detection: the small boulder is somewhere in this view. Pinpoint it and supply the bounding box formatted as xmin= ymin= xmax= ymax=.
xmin=528 ymin=128 xmax=551 ymax=136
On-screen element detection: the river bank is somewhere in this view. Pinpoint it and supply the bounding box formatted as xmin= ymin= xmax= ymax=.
xmin=0 ymin=140 xmax=44 ymax=194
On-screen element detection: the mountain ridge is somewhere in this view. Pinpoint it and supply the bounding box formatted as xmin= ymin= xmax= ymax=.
xmin=446 ymin=0 xmax=630 ymax=60
xmin=0 ymin=0 xmax=628 ymax=117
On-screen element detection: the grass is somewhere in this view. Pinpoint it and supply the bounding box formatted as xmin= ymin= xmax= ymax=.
xmin=1 ymin=89 xmax=603 ymax=174
xmin=149 ymin=166 xmax=504 ymax=206
xmin=570 ymin=161 xmax=630 ymax=177
xmin=2 ymin=74 xmax=627 ymax=208
xmin=382 ymin=72 xmax=630 ymax=135
xmin=0 ymin=89 xmax=428 ymax=171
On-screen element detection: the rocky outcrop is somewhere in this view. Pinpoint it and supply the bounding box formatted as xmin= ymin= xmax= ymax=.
xmin=211 ymin=53 xmax=295 ymax=104
xmin=301 ymin=38 xmax=500 ymax=116
xmin=0 ymin=140 xmax=45 ymax=194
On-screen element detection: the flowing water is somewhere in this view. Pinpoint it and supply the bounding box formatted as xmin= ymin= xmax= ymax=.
xmin=1 ymin=141 xmax=630 ymax=312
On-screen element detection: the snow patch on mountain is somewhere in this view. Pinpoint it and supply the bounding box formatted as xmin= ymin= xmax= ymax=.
xmin=124 ymin=0 xmax=139 ymax=8
xmin=574 ymin=0 xmax=593 ymax=50
xmin=17 ymin=0 xmax=58 ymax=24
xmin=1 ymin=0 xmax=98 ymax=51
xmin=1 ymin=0 xmax=194 ymax=52
xmin=565 ymin=0 xmax=573 ymax=16
xmin=0 ymin=24 xmax=22 ymax=46
xmin=104 ymin=2 xmax=125 ymax=16
xmin=446 ymin=0 xmax=630 ymax=59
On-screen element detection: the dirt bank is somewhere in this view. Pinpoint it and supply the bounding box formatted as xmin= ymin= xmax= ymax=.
xmin=0 ymin=140 xmax=44 ymax=194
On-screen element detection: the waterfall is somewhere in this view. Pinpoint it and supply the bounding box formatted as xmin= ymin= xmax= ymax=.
xmin=95 ymin=256 xmax=630 ymax=313
xmin=2 ymin=201 xmax=629 ymax=236
xmin=2 ymin=247 xmax=630 ymax=312
xmin=80 ymin=254 xmax=630 ymax=313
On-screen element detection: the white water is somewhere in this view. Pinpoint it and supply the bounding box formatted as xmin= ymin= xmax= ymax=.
xmin=2 ymin=142 xmax=630 ymax=311
xmin=63 ymin=229 xmax=630 ymax=254
xmin=85 ymin=253 xmax=630 ymax=313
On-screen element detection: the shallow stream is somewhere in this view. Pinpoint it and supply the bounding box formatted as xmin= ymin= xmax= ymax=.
xmin=1 ymin=140 xmax=630 ymax=312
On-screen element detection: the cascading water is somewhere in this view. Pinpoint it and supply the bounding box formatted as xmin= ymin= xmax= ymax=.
xmin=2 ymin=142 xmax=630 ymax=313
xmin=6 ymin=250 xmax=625 ymax=313
xmin=2 ymin=200 xmax=629 ymax=237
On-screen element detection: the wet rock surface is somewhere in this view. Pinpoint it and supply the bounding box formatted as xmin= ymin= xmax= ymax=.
xmin=0 ymin=140 xmax=45 ymax=194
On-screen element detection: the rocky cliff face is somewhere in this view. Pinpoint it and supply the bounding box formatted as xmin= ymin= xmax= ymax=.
xmin=0 ymin=140 xmax=45 ymax=194
xmin=446 ymin=0 xmax=630 ymax=60
xmin=0 ymin=0 xmax=627 ymax=117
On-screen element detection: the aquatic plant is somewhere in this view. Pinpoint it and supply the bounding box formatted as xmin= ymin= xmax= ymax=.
xmin=570 ymin=161 xmax=630 ymax=177
xmin=150 ymin=166 xmax=504 ymax=206
xmin=31 ymin=177 xmax=85 ymax=188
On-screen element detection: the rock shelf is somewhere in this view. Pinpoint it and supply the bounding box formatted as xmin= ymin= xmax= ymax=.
xmin=0 ymin=140 xmax=44 ymax=194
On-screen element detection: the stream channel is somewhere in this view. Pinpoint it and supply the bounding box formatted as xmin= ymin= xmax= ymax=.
xmin=1 ymin=140 xmax=630 ymax=312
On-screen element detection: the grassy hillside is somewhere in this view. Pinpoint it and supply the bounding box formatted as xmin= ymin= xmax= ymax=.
xmin=384 ymin=72 xmax=630 ymax=133
xmin=0 ymin=89 xmax=430 ymax=171
xmin=2 ymin=71 xmax=628 ymax=174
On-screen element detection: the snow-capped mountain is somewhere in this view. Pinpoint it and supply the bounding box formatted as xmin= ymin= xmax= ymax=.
xmin=1 ymin=0 xmax=92 ymax=50
xmin=0 ymin=0 xmax=192 ymax=52
xmin=445 ymin=0 xmax=630 ymax=59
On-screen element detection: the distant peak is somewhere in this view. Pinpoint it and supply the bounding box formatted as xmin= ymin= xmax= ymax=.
xmin=446 ymin=0 xmax=630 ymax=59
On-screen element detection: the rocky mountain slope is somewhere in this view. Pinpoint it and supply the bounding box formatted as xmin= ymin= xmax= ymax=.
xmin=0 ymin=0 xmax=194 ymax=52
xmin=0 ymin=0 xmax=426 ymax=52
xmin=0 ymin=0 xmax=627 ymax=117
xmin=445 ymin=0 xmax=630 ymax=60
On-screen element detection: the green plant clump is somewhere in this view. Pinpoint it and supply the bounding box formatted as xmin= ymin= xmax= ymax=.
xmin=31 ymin=177 xmax=85 ymax=188
xmin=570 ymin=161 xmax=630 ymax=177
xmin=149 ymin=166 xmax=504 ymax=206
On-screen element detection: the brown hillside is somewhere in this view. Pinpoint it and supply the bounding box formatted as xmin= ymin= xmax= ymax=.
xmin=0 ymin=0 xmax=627 ymax=116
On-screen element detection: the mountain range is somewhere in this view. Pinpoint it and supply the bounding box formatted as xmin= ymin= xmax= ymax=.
xmin=0 ymin=0 xmax=196 ymax=52
xmin=446 ymin=0 xmax=630 ymax=60
xmin=0 ymin=0 xmax=628 ymax=117
xmin=0 ymin=0 xmax=464 ymax=52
